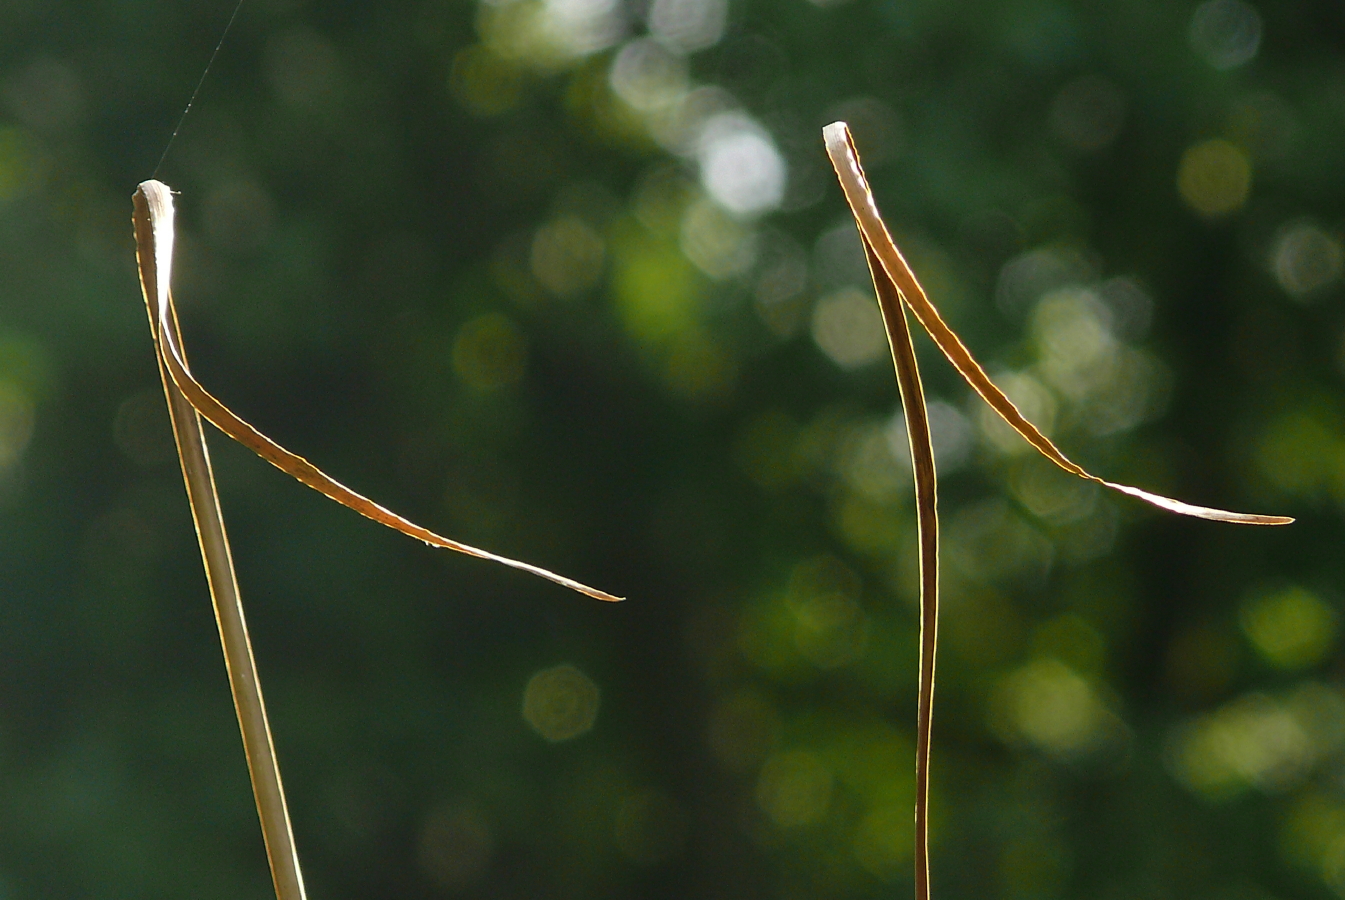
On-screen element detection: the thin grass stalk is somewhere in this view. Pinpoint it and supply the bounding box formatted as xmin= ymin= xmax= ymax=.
xmin=824 ymin=118 xmax=1290 ymax=900
xmin=865 ymin=242 xmax=939 ymax=900
xmin=133 ymin=183 xmax=307 ymax=900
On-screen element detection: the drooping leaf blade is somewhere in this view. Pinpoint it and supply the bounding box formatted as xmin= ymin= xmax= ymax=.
xmin=822 ymin=123 xmax=1292 ymax=527
xmin=133 ymin=180 xmax=622 ymax=602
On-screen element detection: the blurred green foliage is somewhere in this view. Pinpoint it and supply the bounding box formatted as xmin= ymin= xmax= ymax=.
xmin=1 ymin=0 xmax=1343 ymax=898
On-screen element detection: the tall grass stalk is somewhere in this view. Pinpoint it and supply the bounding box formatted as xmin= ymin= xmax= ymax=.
xmin=823 ymin=121 xmax=1290 ymax=900
xmin=133 ymin=181 xmax=307 ymax=900
xmin=131 ymin=173 xmax=617 ymax=899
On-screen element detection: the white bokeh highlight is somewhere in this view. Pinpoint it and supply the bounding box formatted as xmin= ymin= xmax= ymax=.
xmin=696 ymin=113 xmax=786 ymax=216
xmin=648 ymin=0 xmax=728 ymax=53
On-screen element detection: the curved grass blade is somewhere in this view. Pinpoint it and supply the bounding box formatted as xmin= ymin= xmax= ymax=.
xmin=133 ymin=180 xmax=622 ymax=602
xmin=821 ymin=120 xmax=1293 ymax=900
xmin=133 ymin=185 xmax=307 ymax=900
xmin=822 ymin=123 xmax=1292 ymax=527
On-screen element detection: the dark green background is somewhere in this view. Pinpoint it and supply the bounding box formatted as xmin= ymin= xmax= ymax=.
xmin=0 ymin=0 xmax=1342 ymax=897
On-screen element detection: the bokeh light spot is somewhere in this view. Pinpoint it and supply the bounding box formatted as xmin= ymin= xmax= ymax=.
xmin=990 ymin=659 xmax=1119 ymax=759
xmin=814 ymin=222 xmax=871 ymax=292
xmin=1177 ymin=139 xmax=1252 ymax=217
xmin=1272 ymin=222 xmax=1343 ymax=299
xmin=612 ymin=235 xmax=701 ymax=341
xmin=757 ymin=749 xmax=833 ymax=827
xmin=522 ymin=664 xmax=600 ymax=742
xmin=1240 ymin=586 xmax=1338 ymax=670
xmin=928 ymin=401 xmax=973 ymax=472
xmin=1010 ymin=454 xmax=1100 ymax=525
xmin=609 ymin=38 xmax=688 ymax=112
xmin=1032 ymin=287 xmax=1114 ymax=388
xmin=1031 ymin=614 xmax=1106 ymax=676
xmin=3 ymin=58 xmax=84 ymax=135
xmin=696 ymin=113 xmax=785 ymax=216
xmin=543 ymin=0 xmax=625 ymax=58
xmin=680 ymin=197 xmax=758 ymax=280
xmin=476 ymin=0 xmax=621 ymax=67
xmin=947 ymin=500 xmax=1054 ymax=584
xmin=785 ymin=555 xmax=868 ymax=669
xmin=1189 ymin=0 xmax=1262 ymax=70
xmin=452 ymin=313 xmax=528 ymax=391
xmin=0 ymin=380 xmax=35 ymax=473
xmin=887 ymin=400 xmax=973 ymax=474
xmin=840 ymin=419 xmax=908 ymax=502
xmin=477 ymin=0 xmax=625 ymax=67
xmin=833 ymin=494 xmax=905 ymax=558
xmin=995 ymin=245 xmax=1094 ymax=316
xmin=752 ymin=231 xmax=809 ymax=338
xmin=811 ymin=287 xmax=887 ymax=369
xmin=531 ymin=216 xmax=606 ymax=297
xmin=451 ymin=46 xmax=524 ymax=116
xmin=418 ymin=806 xmax=494 ymax=890
xmin=1281 ymin=792 xmax=1345 ymax=887
xmin=1165 ymin=687 xmax=1345 ymax=798
xmin=853 ymin=805 xmax=913 ymax=880
xmin=648 ymin=0 xmax=727 ymax=53
xmin=1252 ymin=408 xmax=1344 ymax=499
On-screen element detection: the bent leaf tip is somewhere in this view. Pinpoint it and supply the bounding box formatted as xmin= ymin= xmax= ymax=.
xmin=132 ymin=179 xmax=623 ymax=603
xmin=822 ymin=122 xmax=1293 ymax=530
xmin=1104 ymin=482 xmax=1294 ymax=525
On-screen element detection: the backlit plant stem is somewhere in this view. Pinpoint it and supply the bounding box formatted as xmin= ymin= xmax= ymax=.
xmin=866 ymin=242 xmax=939 ymax=900
xmin=133 ymin=183 xmax=307 ymax=900
xmin=822 ymin=120 xmax=1290 ymax=900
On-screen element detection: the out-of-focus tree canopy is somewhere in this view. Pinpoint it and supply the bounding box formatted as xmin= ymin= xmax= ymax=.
xmin=0 ymin=0 xmax=1343 ymax=897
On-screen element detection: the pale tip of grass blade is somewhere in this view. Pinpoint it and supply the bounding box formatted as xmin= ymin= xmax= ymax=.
xmin=1103 ymin=482 xmax=1295 ymax=525
xmin=822 ymin=121 xmax=851 ymax=156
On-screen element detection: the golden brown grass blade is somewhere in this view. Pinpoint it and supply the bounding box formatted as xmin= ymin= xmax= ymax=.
xmin=865 ymin=238 xmax=939 ymax=900
xmin=821 ymin=120 xmax=1295 ymax=900
xmin=132 ymin=183 xmax=307 ymax=900
xmin=822 ymin=123 xmax=1292 ymax=527
xmin=132 ymin=180 xmax=621 ymax=602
